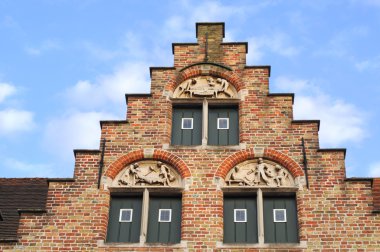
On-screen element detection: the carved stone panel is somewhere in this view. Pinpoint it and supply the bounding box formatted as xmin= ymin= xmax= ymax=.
xmin=173 ymin=76 xmax=237 ymax=98
xmin=112 ymin=161 xmax=181 ymax=187
xmin=225 ymin=158 xmax=295 ymax=187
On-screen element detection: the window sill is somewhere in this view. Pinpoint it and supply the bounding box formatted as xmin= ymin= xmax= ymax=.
xmin=216 ymin=241 xmax=307 ymax=249
xmin=98 ymin=240 xmax=187 ymax=248
xmin=163 ymin=143 xmax=246 ymax=150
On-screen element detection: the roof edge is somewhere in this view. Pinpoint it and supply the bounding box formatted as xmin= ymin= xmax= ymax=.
xmin=268 ymin=93 xmax=294 ymax=104
xmin=318 ymin=148 xmax=347 ymax=158
xmin=292 ymin=120 xmax=321 ymax=131
xmin=125 ymin=93 xmax=152 ymax=105
xmin=18 ymin=208 xmax=47 ymax=214
xmin=196 ymin=22 xmax=225 ymax=38
xmin=245 ymin=65 xmax=271 ymax=77
xmin=100 ymin=120 xmax=129 ymax=128
xmin=73 ymin=149 xmax=100 ymax=157
xmin=47 ymin=178 xmax=75 ymax=183
xmin=172 ymin=43 xmax=198 ymax=54
xmin=149 ymin=67 xmax=175 ymax=78
xmin=221 ymin=42 xmax=248 ymax=53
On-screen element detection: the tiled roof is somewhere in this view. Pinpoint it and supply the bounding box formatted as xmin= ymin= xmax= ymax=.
xmin=0 ymin=178 xmax=48 ymax=241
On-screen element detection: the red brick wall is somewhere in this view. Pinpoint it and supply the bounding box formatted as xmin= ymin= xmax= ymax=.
xmin=1 ymin=22 xmax=379 ymax=252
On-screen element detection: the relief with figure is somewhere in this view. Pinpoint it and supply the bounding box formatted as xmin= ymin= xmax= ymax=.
xmin=225 ymin=158 xmax=295 ymax=187
xmin=173 ymin=76 xmax=237 ymax=98
xmin=113 ymin=161 xmax=181 ymax=187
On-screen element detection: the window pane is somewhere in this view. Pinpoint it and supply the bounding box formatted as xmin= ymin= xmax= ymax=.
xmin=218 ymin=118 xmax=229 ymax=129
xmin=181 ymin=118 xmax=193 ymax=129
xmin=234 ymin=209 xmax=247 ymax=222
xmin=119 ymin=209 xmax=133 ymax=222
xmin=273 ymin=209 xmax=286 ymax=222
xmin=158 ymin=209 xmax=172 ymax=222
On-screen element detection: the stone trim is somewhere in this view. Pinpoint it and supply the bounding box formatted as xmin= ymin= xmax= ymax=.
xmin=100 ymin=120 xmax=129 ymax=128
xmin=73 ymin=149 xmax=100 ymax=157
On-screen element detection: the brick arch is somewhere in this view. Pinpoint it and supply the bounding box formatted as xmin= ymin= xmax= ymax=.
xmin=104 ymin=149 xmax=191 ymax=180
xmin=215 ymin=148 xmax=304 ymax=180
xmin=165 ymin=63 xmax=244 ymax=92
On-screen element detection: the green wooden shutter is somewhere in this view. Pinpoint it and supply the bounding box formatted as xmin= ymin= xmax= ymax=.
xmin=107 ymin=196 xmax=142 ymax=243
xmin=208 ymin=107 xmax=239 ymax=145
xmin=263 ymin=196 xmax=299 ymax=243
xmin=147 ymin=196 xmax=182 ymax=243
xmin=224 ymin=195 xmax=258 ymax=243
xmin=172 ymin=107 xmax=202 ymax=145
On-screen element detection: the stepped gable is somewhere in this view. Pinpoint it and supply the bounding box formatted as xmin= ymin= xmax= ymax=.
xmin=0 ymin=22 xmax=379 ymax=251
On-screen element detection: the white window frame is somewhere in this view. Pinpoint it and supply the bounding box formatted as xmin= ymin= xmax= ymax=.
xmin=181 ymin=118 xmax=193 ymax=129
xmin=273 ymin=209 xmax=287 ymax=222
xmin=158 ymin=209 xmax=172 ymax=222
xmin=217 ymin=118 xmax=229 ymax=129
xmin=119 ymin=209 xmax=133 ymax=222
xmin=234 ymin=209 xmax=247 ymax=222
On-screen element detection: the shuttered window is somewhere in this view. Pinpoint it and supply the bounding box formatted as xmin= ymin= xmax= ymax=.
xmin=208 ymin=106 xmax=239 ymax=145
xmin=107 ymin=196 xmax=142 ymax=243
xmin=263 ymin=196 xmax=299 ymax=243
xmin=223 ymin=195 xmax=258 ymax=243
xmin=147 ymin=196 xmax=182 ymax=243
xmin=172 ymin=107 xmax=202 ymax=145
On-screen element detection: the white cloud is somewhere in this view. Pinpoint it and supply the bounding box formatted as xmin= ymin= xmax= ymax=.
xmin=189 ymin=1 xmax=247 ymax=22
xmin=369 ymin=162 xmax=380 ymax=177
xmin=313 ymin=26 xmax=369 ymax=59
xmin=160 ymin=1 xmax=273 ymax=42
xmin=65 ymin=62 xmax=151 ymax=110
xmin=0 ymin=82 xmax=16 ymax=103
xmin=274 ymin=76 xmax=366 ymax=147
xmin=351 ymin=0 xmax=380 ymax=7
xmin=3 ymin=158 xmax=54 ymax=177
xmin=355 ymin=56 xmax=380 ymax=72
xmin=25 ymin=39 xmax=61 ymax=56
xmin=247 ymin=33 xmax=300 ymax=63
xmin=0 ymin=109 xmax=35 ymax=135
xmin=43 ymin=111 xmax=117 ymax=160
xmin=82 ymin=41 xmax=122 ymax=61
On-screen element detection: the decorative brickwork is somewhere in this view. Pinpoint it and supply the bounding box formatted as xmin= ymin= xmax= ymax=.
xmin=215 ymin=148 xmax=304 ymax=180
xmin=1 ymin=22 xmax=379 ymax=251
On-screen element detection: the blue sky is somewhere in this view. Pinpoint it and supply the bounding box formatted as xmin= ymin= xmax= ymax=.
xmin=1 ymin=0 xmax=380 ymax=178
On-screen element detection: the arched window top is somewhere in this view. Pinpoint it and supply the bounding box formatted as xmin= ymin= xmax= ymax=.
xmin=112 ymin=160 xmax=182 ymax=188
xmin=172 ymin=76 xmax=238 ymax=99
xmin=224 ymin=158 xmax=296 ymax=188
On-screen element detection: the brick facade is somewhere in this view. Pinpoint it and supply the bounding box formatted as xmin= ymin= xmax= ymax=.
xmin=1 ymin=22 xmax=379 ymax=251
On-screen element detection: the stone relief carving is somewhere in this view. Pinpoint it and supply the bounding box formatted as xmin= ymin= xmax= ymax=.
xmin=113 ymin=161 xmax=181 ymax=187
xmin=173 ymin=76 xmax=237 ymax=98
xmin=225 ymin=158 xmax=295 ymax=187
